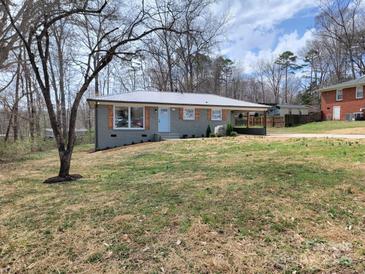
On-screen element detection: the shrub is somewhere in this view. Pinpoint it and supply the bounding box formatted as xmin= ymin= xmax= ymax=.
xmin=230 ymin=131 xmax=238 ymax=137
xmin=0 ymin=137 xmax=55 ymax=163
xmin=0 ymin=130 xmax=94 ymax=163
xmin=209 ymin=133 xmax=216 ymax=137
xmin=206 ymin=125 xmax=212 ymax=137
xmin=226 ymin=123 xmax=234 ymax=136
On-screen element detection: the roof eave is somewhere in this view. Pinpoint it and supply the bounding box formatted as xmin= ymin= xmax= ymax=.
xmin=317 ymin=81 xmax=365 ymax=93
xmin=86 ymin=98 xmax=270 ymax=110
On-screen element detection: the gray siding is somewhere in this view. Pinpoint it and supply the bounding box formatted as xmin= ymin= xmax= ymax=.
xmin=170 ymin=108 xmax=230 ymax=137
xmin=96 ymin=105 xmax=231 ymax=150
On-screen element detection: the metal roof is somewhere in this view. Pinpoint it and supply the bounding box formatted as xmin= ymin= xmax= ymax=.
xmin=317 ymin=76 xmax=365 ymax=92
xmin=87 ymin=91 xmax=270 ymax=110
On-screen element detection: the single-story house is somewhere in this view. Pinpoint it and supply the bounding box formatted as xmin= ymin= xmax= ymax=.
xmin=268 ymin=104 xmax=309 ymax=116
xmin=318 ymin=76 xmax=365 ymax=120
xmin=87 ymin=91 xmax=270 ymax=150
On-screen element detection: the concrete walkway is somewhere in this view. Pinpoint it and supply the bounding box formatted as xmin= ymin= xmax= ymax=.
xmin=268 ymin=133 xmax=365 ymax=139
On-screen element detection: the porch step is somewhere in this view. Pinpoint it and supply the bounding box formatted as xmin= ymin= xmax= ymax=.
xmin=159 ymin=132 xmax=181 ymax=140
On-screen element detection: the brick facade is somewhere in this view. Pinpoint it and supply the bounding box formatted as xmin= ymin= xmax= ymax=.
xmin=321 ymin=86 xmax=365 ymax=120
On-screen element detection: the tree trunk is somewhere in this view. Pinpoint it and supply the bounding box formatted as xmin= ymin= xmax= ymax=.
xmin=348 ymin=48 xmax=356 ymax=79
xmin=58 ymin=149 xmax=71 ymax=177
xmin=4 ymin=110 xmax=13 ymax=142
xmin=34 ymin=86 xmax=42 ymax=137
xmin=29 ymin=81 xmax=36 ymax=139
xmin=44 ymin=148 xmax=82 ymax=183
xmin=13 ymin=57 xmax=21 ymax=141
xmin=58 ymin=42 xmax=67 ymax=141
xmin=164 ymin=31 xmax=174 ymax=91
xmin=285 ymin=66 xmax=288 ymax=104
xmin=23 ymin=48 xmax=35 ymax=140
xmin=49 ymin=56 xmax=62 ymax=126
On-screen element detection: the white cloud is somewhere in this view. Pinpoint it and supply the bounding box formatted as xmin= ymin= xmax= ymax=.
xmin=211 ymin=0 xmax=318 ymax=73
xmin=240 ymin=29 xmax=315 ymax=73
xmin=273 ymin=29 xmax=314 ymax=55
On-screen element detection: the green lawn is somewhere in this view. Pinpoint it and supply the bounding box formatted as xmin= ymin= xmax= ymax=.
xmin=269 ymin=120 xmax=365 ymax=134
xmin=1 ymin=138 xmax=365 ymax=273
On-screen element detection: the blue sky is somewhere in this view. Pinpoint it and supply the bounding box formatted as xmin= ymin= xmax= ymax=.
xmin=211 ymin=0 xmax=319 ymax=72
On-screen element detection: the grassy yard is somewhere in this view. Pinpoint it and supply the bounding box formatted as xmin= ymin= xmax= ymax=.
xmin=1 ymin=137 xmax=365 ymax=273
xmin=269 ymin=120 xmax=365 ymax=134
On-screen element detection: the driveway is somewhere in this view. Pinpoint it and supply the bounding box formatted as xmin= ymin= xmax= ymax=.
xmin=268 ymin=133 xmax=365 ymax=139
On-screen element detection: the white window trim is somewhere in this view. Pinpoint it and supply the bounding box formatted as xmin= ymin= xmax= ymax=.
xmin=183 ymin=107 xmax=195 ymax=120
xmin=211 ymin=108 xmax=222 ymax=121
xmin=113 ymin=105 xmax=145 ymax=130
xmin=356 ymin=86 xmax=364 ymax=99
xmin=336 ymin=89 xmax=343 ymax=101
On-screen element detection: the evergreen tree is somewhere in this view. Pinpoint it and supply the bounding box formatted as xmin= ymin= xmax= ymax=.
xmin=275 ymin=51 xmax=301 ymax=103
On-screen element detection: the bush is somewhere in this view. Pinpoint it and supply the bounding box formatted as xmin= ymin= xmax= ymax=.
xmin=0 ymin=130 xmax=94 ymax=163
xmin=209 ymin=133 xmax=216 ymax=137
xmin=206 ymin=125 xmax=212 ymax=137
xmin=0 ymin=137 xmax=55 ymax=163
xmin=226 ymin=123 xmax=234 ymax=136
xmin=230 ymin=131 xmax=238 ymax=137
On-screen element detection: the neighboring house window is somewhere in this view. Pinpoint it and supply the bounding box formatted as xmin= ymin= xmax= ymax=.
xmin=211 ymin=108 xmax=222 ymax=121
xmin=114 ymin=106 xmax=144 ymax=129
xmin=356 ymin=86 xmax=364 ymax=99
xmin=183 ymin=108 xmax=195 ymax=120
xmin=336 ymin=89 xmax=343 ymax=101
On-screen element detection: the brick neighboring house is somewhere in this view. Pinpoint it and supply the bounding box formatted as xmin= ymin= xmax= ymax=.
xmin=319 ymin=76 xmax=365 ymax=120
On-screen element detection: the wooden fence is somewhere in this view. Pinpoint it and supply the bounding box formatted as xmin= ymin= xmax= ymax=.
xmin=234 ymin=112 xmax=321 ymax=128
xmin=284 ymin=112 xmax=322 ymax=127
xmin=235 ymin=116 xmax=285 ymax=128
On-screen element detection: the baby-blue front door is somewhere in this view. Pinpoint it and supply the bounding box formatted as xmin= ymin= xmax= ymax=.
xmin=158 ymin=107 xmax=170 ymax=132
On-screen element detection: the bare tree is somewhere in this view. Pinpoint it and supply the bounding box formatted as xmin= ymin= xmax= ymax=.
xmin=2 ymin=0 xmax=183 ymax=183
xmin=257 ymin=59 xmax=283 ymax=104
xmin=317 ymin=0 xmax=364 ymax=78
xmin=145 ymin=0 xmax=224 ymax=92
xmin=0 ymin=0 xmax=29 ymax=70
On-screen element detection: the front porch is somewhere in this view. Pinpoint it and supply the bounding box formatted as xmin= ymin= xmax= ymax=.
xmin=231 ymin=110 xmax=267 ymax=135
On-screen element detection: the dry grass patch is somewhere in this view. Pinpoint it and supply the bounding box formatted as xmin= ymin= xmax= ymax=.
xmin=1 ymin=138 xmax=365 ymax=273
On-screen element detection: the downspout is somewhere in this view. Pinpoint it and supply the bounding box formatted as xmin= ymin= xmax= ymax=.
xmin=95 ymin=103 xmax=99 ymax=151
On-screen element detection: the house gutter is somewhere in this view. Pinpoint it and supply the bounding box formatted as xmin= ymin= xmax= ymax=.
xmin=316 ymin=82 xmax=365 ymax=93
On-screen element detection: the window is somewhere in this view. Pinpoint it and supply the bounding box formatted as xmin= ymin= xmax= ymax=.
xmin=336 ymin=89 xmax=343 ymax=101
xmin=114 ymin=107 xmax=129 ymax=128
xmin=211 ymin=108 xmax=222 ymax=121
xmin=131 ymin=107 xmax=144 ymax=128
xmin=183 ymin=108 xmax=195 ymax=120
xmin=356 ymin=86 xmax=364 ymax=99
xmin=114 ymin=106 xmax=144 ymax=129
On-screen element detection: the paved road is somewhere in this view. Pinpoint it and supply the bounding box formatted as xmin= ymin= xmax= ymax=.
xmin=268 ymin=133 xmax=365 ymax=139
